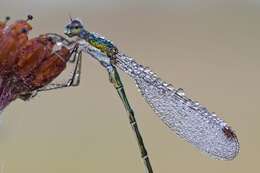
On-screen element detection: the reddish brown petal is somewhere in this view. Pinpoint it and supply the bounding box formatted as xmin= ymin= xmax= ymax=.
xmin=0 ymin=21 xmax=5 ymax=39
xmin=30 ymin=47 xmax=70 ymax=89
xmin=12 ymin=34 xmax=70 ymax=90
xmin=15 ymin=36 xmax=54 ymax=78
xmin=0 ymin=20 xmax=30 ymax=73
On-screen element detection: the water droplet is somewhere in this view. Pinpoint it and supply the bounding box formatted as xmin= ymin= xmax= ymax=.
xmin=176 ymin=88 xmax=185 ymax=96
xmin=163 ymin=82 xmax=168 ymax=87
xmin=221 ymin=122 xmax=227 ymax=127
xmin=149 ymin=71 xmax=154 ymax=75
xmin=144 ymin=67 xmax=150 ymax=73
xmin=203 ymin=111 xmax=209 ymax=116
xmin=57 ymin=42 xmax=62 ymax=46
xmin=212 ymin=112 xmax=216 ymax=116
xmin=139 ymin=66 xmax=144 ymax=71
xmin=127 ymin=68 xmax=133 ymax=73
xmin=139 ymin=72 xmax=145 ymax=78
xmin=185 ymin=100 xmax=192 ymax=106
xmin=191 ymin=101 xmax=200 ymax=110
xmin=131 ymin=61 xmax=138 ymax=67
xmin=200 ymin=107 xmax=208 ymax=113
xmin=194 ymin=101 xmax=200 ymax=106
xmin=144 ymin=75 xmax=152 ymax=82
xmin=167 ymin=84 xmax=175 ymax=90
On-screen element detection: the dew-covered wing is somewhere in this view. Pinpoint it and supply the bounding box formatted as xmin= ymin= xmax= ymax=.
xmin=115 ymin=53 xmax=239 ymax=160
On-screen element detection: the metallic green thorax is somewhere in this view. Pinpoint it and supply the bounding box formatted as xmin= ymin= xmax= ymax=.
xmin=79 ymin=30 xmax=118 ymax=58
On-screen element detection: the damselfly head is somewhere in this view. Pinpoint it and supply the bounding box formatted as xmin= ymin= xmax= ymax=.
xmin=64 ymin=18 xmax=84 ymax=37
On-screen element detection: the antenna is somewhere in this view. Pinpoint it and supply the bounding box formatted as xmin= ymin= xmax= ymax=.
xmin=68 ymin=13 xmax=73 ymax=22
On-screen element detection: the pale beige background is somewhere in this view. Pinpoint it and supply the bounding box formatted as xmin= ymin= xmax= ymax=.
xmin=0 ymin=0 xmax=259 ymax=173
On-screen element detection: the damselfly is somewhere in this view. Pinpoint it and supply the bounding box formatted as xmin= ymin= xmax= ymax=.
xmin=61 ymin=18 xmax=239 ymax=172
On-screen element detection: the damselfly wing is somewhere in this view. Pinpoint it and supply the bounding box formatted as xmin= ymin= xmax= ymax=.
xmin=115 ymin=53 xmax=239 ymax=160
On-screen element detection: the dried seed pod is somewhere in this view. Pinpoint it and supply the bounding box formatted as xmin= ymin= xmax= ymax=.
xmin=13 ymin=34 xmax=71 ymax=91
xmin=0 ymin=14 xmax=76 ymax=114
xmin=0 ymin=16 xmax=10 ymax=39
xmin=0 ymin=22 xmax=5 ymax=39
xmin=0 ymin=34 xmax=72 ymax=110
xmin=30 ymin=45 xmax=70 ymax=90
xmin=0 ymin=19 xmax=32 ymax=71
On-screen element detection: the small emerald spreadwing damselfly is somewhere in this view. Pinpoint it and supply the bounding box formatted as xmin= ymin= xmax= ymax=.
xmin=61 ymin=17 xmax=239 ymax=172
xmin=0 ymin=16 xmax=239 ymax=173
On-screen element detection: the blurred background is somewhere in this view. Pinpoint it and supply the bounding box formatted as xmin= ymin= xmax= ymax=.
xmin=0 ymin=0 xmax=259 ymax=173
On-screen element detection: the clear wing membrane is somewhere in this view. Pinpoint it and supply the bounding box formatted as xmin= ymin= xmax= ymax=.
xmin=115 ymin=53 xmax=239 ymax=160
